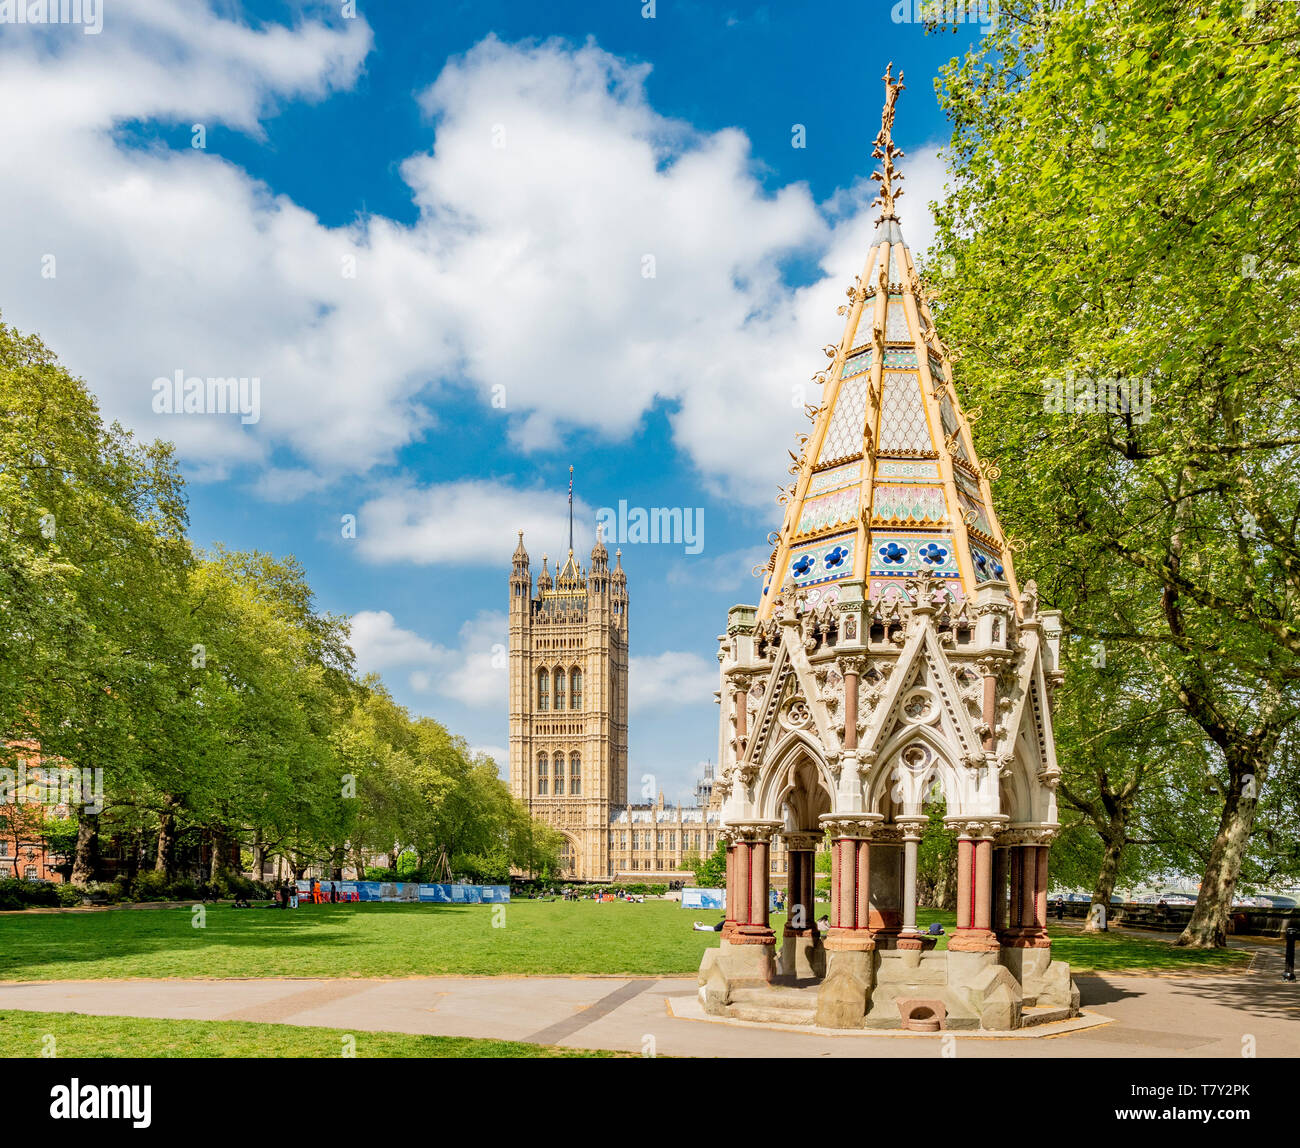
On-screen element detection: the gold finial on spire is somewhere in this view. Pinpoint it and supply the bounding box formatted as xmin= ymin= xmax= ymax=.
xmin=871 ymin=62 xmax=906 ymax=224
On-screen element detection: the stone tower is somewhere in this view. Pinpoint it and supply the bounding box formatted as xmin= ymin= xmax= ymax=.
xmin=508 ymin=530 xmax=629 ymax=880
xmin=698 ymin=66 xmax=1077 ymax=1032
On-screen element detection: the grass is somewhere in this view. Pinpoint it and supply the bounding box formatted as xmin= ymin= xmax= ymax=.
xmin=0 ymin=1010 xmax=628 ymax=1058
xmin=1044 ymin=922 xmax=1252 ymax=974
xmin=0 ymin=899 xmax=1251 ymax=982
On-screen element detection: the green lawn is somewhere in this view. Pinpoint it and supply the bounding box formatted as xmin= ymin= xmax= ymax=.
xmin=0 ymin=900 xmax=1250 ymax=981
xmin=0 ymin=1010 xmax=627 ymax=1058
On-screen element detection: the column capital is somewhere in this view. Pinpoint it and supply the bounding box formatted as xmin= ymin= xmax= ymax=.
xmin=975 ymin=652 xmax=1014 ymax=677
xmin=781 ymin=831 xmax=821 ymax=852
xmin=726 ymin=669 xmax=753 ymax=692
xmin=819 ymin=812 xmax=883 ymax=839
xmin=836 ymin=655 xmax=865 ymax=677
xmin=999 ymin=824 xmax=1059 ymax=847
xmin=944 ymin=815 xmax=1007 ymax=840
xmin=895 ymin=815 xmax=929 ymax=841
xmin=724 ymin=820 xmax=782 ymax=844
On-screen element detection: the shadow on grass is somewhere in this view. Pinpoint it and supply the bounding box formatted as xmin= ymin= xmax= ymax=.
xmin=0 ymin=903 xmax=481 ymax=980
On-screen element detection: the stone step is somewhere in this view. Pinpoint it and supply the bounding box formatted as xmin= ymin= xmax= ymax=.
xmin=729 ymin=986 xmax=820 ymax=1009
xmin=1021 ymin=1005 xmax=1072 ymax=1027
xmin=727 ymin=1002 xmax=818 ymax=1026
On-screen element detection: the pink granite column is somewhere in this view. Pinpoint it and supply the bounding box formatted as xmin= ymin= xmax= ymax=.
xmin=1020 ymin=844 xmax=1037 ymax=929
xmin=992 ymin=846 xmax=1008 ymax=935
xmin=823 ymin=818 xmax=877 ymax=952
xmin=729 ymin=826 xmax=776 ymax=945
xmin=855 ymin=838 xmax=871 ymax=932
xmin=948 ymin=823 xmax=1000 ymax=952
xmin=841 ymin=658 xmax=861 ymax=753
xmin=955 ymin=834 xmax=974 ymax=929
xmin=973 ymin=838 xmax=993 ymax=933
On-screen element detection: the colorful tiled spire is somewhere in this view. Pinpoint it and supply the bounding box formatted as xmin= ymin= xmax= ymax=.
xmin=756 ymin=65 xmax=1018 ymax=620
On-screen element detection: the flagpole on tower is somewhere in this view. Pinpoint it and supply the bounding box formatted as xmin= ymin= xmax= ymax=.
xmin=568 ymin=464 xmax=574 ymax=554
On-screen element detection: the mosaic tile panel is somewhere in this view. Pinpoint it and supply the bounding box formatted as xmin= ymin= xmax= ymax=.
xmin=841 ymin=347 xmax=872 ymax=378
xmin=877 ymin=371 xmax=932 ymax=455
xmin=970 ymin=543 xmax=1006 ymax=583
xmin=952 ymin=463 xmax=984 ymax=499
xmin=876 ymin=460 xmax=940 ymax=483
xmin=847 ymin=309 xmax=874 ymax=351
xmin=888 ymin=247 xmax=902 ymax=285
xmin=884 ymin=348 xmax=918 ymax=368
xmin=787 ymin=532 xmax=857 ymax=588
xmin=885 ymin=296 xmax=911 ymax=342
xmin=957 ymin=490 xmax=994 ymax=539
xmin=868 ymin=532 xmax=960 ymax=578
xmin=816 ymin=374 xmax=869 ymax=465
xmin=803 ymin=584 xmax=841 ymax=609
xmin=871 ymin=484 xmax=948 ymax=525
xmin=797 ymin=486 xmax=860 ymax=535
xmin=939 ymin=392 xmax=972 ymax=463
xmin=808 ymin=460 xmax=862 ymax=495
xmin=927 ymin=355 xmax=947 ymax=381
xmin=871 ymin=576 xmax=966 ymax=604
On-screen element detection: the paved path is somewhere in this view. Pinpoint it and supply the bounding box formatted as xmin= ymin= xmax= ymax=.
xmin=2 ymin=961 xmax=1297 ymax=1057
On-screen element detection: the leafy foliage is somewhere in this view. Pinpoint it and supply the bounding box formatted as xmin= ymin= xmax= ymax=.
xmin=0 ymin=316 xmax=559 ymax=895
xmin=928 ymin=0 xmax=1300 ymax=943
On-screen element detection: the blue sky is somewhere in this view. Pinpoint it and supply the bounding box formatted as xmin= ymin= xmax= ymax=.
xmin=0 ymin=1 xmax=990 ymax=803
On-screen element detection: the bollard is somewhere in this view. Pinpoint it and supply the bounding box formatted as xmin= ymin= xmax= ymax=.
xmin=1285 ymin=923 xmax=1298 ymax=983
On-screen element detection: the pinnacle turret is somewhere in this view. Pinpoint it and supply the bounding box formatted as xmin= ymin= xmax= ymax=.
xmin=511 ymin=530 xmax=530 ymax=578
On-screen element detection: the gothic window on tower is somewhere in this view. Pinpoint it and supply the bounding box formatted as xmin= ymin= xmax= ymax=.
xmin=537 ymin=670 xmax=549 ymax=711
xmin=554 ymin=669 xmax=566 ymax=711
xmin=537 ymin=753 xmax=548 ymax=795
xmin=570 ymin=752 xmax=581 ymax=795
xmin=570 ymin=668 xmax=582 ymax=711
xmin=554 ymin=761 xmax=565 ymax=796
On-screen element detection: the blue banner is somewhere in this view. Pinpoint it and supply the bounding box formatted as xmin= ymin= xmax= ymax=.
xmin=680 ymin=886 xmax=725 ymax=910
xmin=295 ymin=881 xmax=509 ymax=904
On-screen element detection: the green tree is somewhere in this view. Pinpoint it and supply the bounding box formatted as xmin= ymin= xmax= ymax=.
xmin=691 ymin=840 xmax=728 ymax=888
xmin=0 ymin=316 xmax=190 ymax=885
xmin=929 ymin=0 xmax=1300 ymax=945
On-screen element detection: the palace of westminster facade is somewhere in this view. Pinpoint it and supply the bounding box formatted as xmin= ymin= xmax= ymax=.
xmin=507 ymin=532 xmax=798 ymax=884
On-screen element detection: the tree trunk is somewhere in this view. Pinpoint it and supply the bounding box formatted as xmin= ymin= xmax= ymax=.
xmin=1086 ymin=826 xmax=1127 ymax=932
xmin=71 ymin=812 xmax=99 ymax=887
xmin=155 ymin=807 xmax=175 ymax=876
xmin=126 ymin=827 xmax=143 ymax=885
xmin=208 ymin=829 xmax=227 ymax=882
xmin=933 ymin=848 xmax=958 ymax=912
xmin=1178 ymin=777 xmax=1258 ymax=948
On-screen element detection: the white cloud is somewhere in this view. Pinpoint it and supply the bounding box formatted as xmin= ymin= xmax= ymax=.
xmin=0 ymin=9 xmax=948 ymax=509
xmin=349 ymin=608 xmax=506 ymax=708
xmin=354 ymin=479 xmax=593 ymax=566
xmin=666 ymin=544 xmax=771 ymax=593
xmin=628 ymin=650 xmax=719 ymax=713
